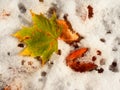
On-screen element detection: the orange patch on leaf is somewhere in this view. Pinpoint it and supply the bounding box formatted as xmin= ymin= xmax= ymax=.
xmin=57 ymin=20 xmax=80 ymax=44
xmin=66 ymin=48 xmax=88 ymax=64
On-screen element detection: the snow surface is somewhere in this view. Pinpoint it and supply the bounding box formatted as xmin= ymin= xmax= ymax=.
xmin=0 ymin=0 xmax=120 ymax=90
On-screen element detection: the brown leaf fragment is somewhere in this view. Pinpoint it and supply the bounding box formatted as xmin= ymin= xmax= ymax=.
xmin=66 ymin=48 xmax=97 ymax=72
xmin=87 ymin=5 xmax=93 ymax=19
xmin=57 ymin=19 xmax=80 ymax=44
xmin=70 ymin=61 xmax=98 ymax=72
xmin=63 ymin=14 xmax=73 ymax=31
xmin=21 ymin=60 xmax=25 ymax=65
xmin=57 ymin=14 xmax=82 ymax=44
xmin=97 ymin=68 xmax=104 ymax=73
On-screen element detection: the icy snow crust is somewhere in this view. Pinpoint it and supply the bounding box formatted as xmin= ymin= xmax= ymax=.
xmin=0 ymin=0 xmax=120 ymax=90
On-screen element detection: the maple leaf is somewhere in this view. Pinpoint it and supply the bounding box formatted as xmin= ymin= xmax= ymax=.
xmin=66 ymin=48 xmax=98 ymax=72
xmin=13 ymin=11 xmax=81 ymax=66
xmin=13 ymin=12 xmax=62 ymax=65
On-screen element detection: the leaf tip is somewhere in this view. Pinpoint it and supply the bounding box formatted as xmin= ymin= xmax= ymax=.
xmin=20 ymin=48 xmax=31 ymax=56
xmin=30 ymin=10 xmax=35 ymax=16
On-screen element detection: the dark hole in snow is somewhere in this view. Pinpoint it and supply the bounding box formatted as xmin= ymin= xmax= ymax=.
xmin=21 ymin=60 xmax=25 ymax=65
xmin=18 ymin=3 xmax=26 ymax=13
xmin=100 ymin=38 xmax=106 ymax=43
xmin=47 ymin=61 xmax=54 ymax=68
xmin=112 ymin=61 xmax=117 ymax=67
xmin=72 ymin=42 xmax=79 ymax=49
xmin=112 ymin=47 xmax=118 ymax=51
xmin=109 ymin=61 xmax=119 ymax=72
xmin=50 ymin=61 xmax=54 ymax=65
xmin=57 ymin=49 xmax=61 ymax=55
xmin=97 ymin=68 xmax=104 ymax=73
xmin=92 ymin=56 xmax=97 ymax=61
xmin=41 ymin=71 xmax=47 ymax=77
xmin=106 ymin=30 xmax=112 ymax=34
xmin=96 ymin=50 xmax=102 ymax=55
xmin=87 ymin=5 xmax=94 ymax=19
xmin=47 ymin=3 xmax=59 ymax=18
xmin=35 ymin=56 xmax=41 ymax=60
xmin=18 ymin=43 xmax=24 ymax=48
xmin=7 ymin=52 xmax=10 ymax=56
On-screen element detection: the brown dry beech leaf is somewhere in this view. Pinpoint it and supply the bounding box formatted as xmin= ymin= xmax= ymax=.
xmin=57 ymin=20 xmax=80 ymax=44
xmin=66 ymin=48 xmax=98 ymax=72
xmin=70 ymin=61 xmax=97 ymax=72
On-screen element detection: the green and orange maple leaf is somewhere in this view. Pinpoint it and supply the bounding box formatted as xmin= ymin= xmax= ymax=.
xmin=13 ymin=12 xmax=79 ymax=65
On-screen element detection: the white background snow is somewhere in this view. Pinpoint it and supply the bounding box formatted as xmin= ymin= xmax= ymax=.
xmin=0 ymin=0 xmax=120 ymax=90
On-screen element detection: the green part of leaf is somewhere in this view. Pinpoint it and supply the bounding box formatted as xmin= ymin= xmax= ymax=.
xmin=14 ymin=13 xmax=62 ymax=64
